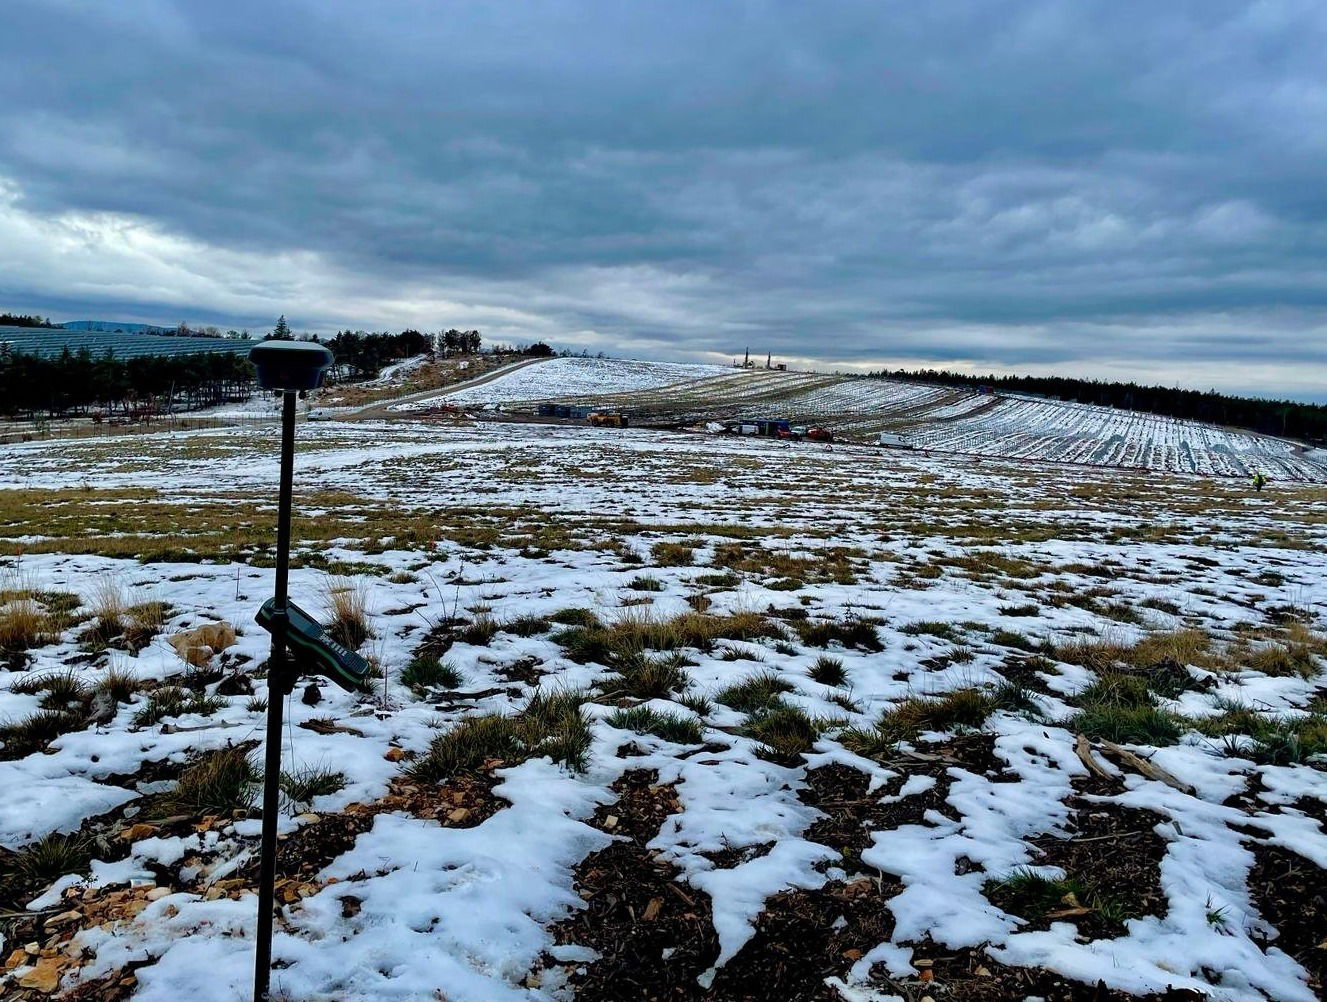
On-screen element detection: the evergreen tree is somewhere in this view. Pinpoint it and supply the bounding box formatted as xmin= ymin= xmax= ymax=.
xmin=271 ymin=315 xmax=292 ymax=340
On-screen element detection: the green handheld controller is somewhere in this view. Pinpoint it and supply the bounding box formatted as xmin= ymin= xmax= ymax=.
xmin=255 ymin=598 xmax=371 ymax=692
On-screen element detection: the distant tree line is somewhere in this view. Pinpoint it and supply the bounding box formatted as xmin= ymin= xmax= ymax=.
xmin=0 ymin=311 xmax=55 ymax=328
xmin=315 ymin=329 xmax=433 ymax=380
xmin=437 ymin=328 xmax=483 ymax=355
xmin=0 ymin=346 xmax=255 ymax=419
xmin=0 ymin=311 xmax=539 ymax=418
xmin=870 ymin=368 xmax=1327 ymax=444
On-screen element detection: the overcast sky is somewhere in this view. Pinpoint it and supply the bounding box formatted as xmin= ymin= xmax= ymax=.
xmin=2 ymin=1 xmax=1326 ymax=400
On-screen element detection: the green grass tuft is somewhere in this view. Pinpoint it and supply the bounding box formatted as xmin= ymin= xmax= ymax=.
xmin=2 ymin=832 xmax=93 ymax=891
xmin=411 ymin=689 xmax=593 ymax=782
xmin=607 ymin=706 xmax=704 ymax=744
xmin=167 ymin=747 xmax=259 ymax=816
xmin=742 ymin=705 xmax=824 ymax=764
xmin=0 ymin=708 xmax=84 ymax=757
xmin=793 ymin=616 xmax=883 ymax=652
xmin=808 ymin=655 xmax=848 ymax=687
xmin=280 ymin=765 xmax=347 ymax=804
xmin=132 ymin=686 xmax=226 ymax=727
xmin=548 ymin=607 xmax=600 ymax=627
xmin=601 ymin=651 xmax=692 ymax=700
xmin=626 ymin=575 xmax=665 ymax=592
xmin=715 ymin=670 xmax=794 ymax=714
xmin=401 ymin=654 xmax=463 ymax=692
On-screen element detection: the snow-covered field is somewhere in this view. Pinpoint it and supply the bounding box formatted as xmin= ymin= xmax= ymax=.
xmin=413 ymin=357 xmax=735 ymax=408
xmin=910 ymin=396 xmax=1324 ymax=482
xmin=2 ymin=419 xmax=1326 ymax=1001
xmin=435 ymin=358 xmax=1327 ymax=483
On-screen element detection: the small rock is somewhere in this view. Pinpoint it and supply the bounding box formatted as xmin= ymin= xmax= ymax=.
xmin=119 ymin=822 xmax=157 ymax=842
xmin=384 ymin=747 xmax=407 ymax=762
xmin=18 ymin=957 xmax=64 ymax=992
xmin=301 ymin=683 xmax=323 ymax=706
xmin=296 ymin=813 xmax=322 ymax=825
xmin=216 ymin=673 xmax=253 ymax=696
xmin=146 ymin=887 xmax=173 ymax=901
xmin=44 ymin=909 xmax=82 ymax=930
xmin=447 ymin=808 xmax=471 ymax=824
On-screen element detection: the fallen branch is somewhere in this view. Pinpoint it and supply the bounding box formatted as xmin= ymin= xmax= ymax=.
xmin=431 ymin=686 xmax=513 ymax=706
xmin=1071 ymin=830 xmax=1143 ymax=844
xmin=1074 ymin=734 xmax=1113 ymax=780
xmin=299 ymin=719 xmax=366 ymax=737
xmin=1098 ymin=740 xmax=1196 ymax=796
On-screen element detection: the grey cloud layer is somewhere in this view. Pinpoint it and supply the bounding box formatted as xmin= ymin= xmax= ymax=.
xmin=2 ymin=1 xmax=1326 ymax=398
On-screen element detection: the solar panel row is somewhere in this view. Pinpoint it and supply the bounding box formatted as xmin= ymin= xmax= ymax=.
xmin=0 ymin=327 xmax=254 ymax=360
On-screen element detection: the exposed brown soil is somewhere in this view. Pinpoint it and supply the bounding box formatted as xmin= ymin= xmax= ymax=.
xmin=549 ymin=769 xmax=721 ymax=999
xmin=1246 ymin=841 xmax=1326 ymax=997
xmin=241 ymin=773 xmax=503 ymax=883
xmin=1022 ymin=800 xmax=1169 ymax=939
xmin=706 ymin=879 xmax=897 ymax=1001
xmin=495 ymin=654 xmax=547 ymax=685
xmin=875 ymin=945 xmax=1194 ymax=1001
xmin=550 ymin=769 xmax=912 ymax=1002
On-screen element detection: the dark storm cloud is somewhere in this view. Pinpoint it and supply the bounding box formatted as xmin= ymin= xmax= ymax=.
xmin=1 ymin=0 xmax=1326 ymax=398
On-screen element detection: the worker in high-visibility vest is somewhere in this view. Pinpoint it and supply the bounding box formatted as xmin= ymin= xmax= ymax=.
xmin=1252 ymin=471 xmax=1268 ymax=492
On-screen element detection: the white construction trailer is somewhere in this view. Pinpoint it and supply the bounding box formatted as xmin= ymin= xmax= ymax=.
xmin=877 ymin=432 xmax=915 ymax=449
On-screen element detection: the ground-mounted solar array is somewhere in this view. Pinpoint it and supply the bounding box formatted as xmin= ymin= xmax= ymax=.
xmin=0 ymin=327 xmax=254 ymax=361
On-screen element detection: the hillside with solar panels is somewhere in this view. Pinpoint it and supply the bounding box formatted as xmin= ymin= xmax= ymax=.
xmin=0 ymin=325 xmax=252 ymax=360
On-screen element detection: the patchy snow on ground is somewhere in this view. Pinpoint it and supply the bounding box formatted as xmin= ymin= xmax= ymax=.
xmin=1 ymin=418 xmax=1325 ymax=1001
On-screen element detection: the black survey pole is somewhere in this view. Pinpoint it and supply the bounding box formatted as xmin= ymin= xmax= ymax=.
xmin=246 ymin=339 xmax=333 ymax=1002
xmin=253 ymin=390 xmax=297 ymax=1002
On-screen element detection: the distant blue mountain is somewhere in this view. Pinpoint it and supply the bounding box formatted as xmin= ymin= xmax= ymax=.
xmin=61 ymin=320 xmax=177 ymax=334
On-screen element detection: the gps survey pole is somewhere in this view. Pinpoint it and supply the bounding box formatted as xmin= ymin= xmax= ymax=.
xmin=247 ymin=340 xmax=333 ymax=1002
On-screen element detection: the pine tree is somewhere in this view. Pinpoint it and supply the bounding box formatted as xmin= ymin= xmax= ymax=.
xmin=272 ymin=315 xmax=292 ymax=340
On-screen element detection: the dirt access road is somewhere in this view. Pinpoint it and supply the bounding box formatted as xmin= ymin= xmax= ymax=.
xmin=346 ymin=355 xmax=554 ymax=421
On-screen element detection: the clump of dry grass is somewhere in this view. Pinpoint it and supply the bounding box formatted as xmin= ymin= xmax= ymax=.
xmin=82 ymin=576 xmax=128 ymax=650
xmin=0 ymin=595 xmax=55 ymax=654
xmin=95 ymin=665 xmax=140 ymax=703
xmin=122 ymin=597 xmax=170 ymax=653
xmin=651 ymin=541 xmax=695 ymax=566
xmin=555 ymin=606 xmax=783 ymax=665
xmin=1054 ymin=627 xmax=1223 ymax=675
xmin=0 ymin=570 xmax=75 ymax=660
xmin=322 ymin=575 xmax=373 ymax=649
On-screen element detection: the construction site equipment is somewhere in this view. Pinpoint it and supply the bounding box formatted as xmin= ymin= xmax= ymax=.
xmin=588 ymin=411 xmax=630 ymax=428
xmin=806 ymin=426 xmax=834 ymax=443
xmin=725 ymin=418 xmax=791 ymax=437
